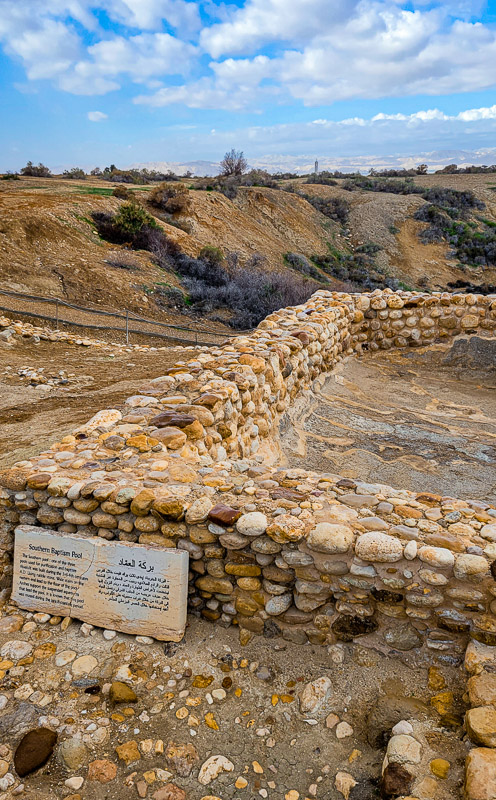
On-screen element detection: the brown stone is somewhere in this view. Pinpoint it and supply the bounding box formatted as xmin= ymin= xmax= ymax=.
xmin=164 ymin=741 xmax=198 ymax=777
xmin=466 ymin=707 xmax=496 ymax=747
xmin=152 ymin=783 xmax=186 ymax=800
xmin=465 ymin=748 xmax=496 ymax=800
xmin=469 ymin=674 xmax=496 ymax=707
xmin=130 ymin=489 xmax=156 ymax=516
xmin=194 ymin=393 xmax=223 ymax=408
xmin=331 ymin=614 xmax=379 ymax=642
xmin=153 ymin=499 xmax=186 ymax=520
xmin=0 ymin=615 xmax=23 ymax=634
xmin=196 ymin=576 xmax=234 ymax=594
xmin=153 ymin=427 xmax=187 ymax=449
xmin=150 ymin=412 xmax=196 ymax=428
xmin=208 ymin=504 xmax=242 ymax=526
xmin=0 ymin=468 xmax=28 ymax=490
xmin=14 ymin=728 xmax=57 ymax=777
xmin=225 ymin=564 xmax=261 ymax=577
xmin=109 ymin=681 xmax=137 ymax=704
xmin=381 ymin=762 xmax=413 ymax=798
xmin=115 ymin=740 xmax=141 ymax=764
xmin=27 ymin=473 xmax=53 ymax=489
xmin=87 ymin=758 xmax=118 ymax=783
xmin=235 ymin=596 xmax=259 ymax=616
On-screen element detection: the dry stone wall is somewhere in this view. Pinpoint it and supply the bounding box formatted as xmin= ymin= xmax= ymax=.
xmin=1 ymin=288 xmax=496 ymax=653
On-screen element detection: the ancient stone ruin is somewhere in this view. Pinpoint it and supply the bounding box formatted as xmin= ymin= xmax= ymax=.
xmin=1 ymin=287 xmax=496 ymax=797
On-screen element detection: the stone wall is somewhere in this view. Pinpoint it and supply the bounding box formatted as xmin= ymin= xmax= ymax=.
xmin=1 ymin=288 xmax=496 ymax=652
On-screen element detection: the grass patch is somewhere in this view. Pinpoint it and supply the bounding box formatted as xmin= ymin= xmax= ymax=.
xmin=73 ymin=186 xmax=114 ymax=196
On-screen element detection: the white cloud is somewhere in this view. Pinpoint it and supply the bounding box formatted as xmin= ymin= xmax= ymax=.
xmin=201 ymin=0 xmax=358 ymax=58
xmin=104 ymin=0 xmax=200 ymax=34
xmin=0 ymin=0 xmax=496 ymax=109
xmin=0 ymin=4 xmax=81 ymax=81
xmin=87 ymin=110 xmax=108 ymax=121
xmin=86 ymin=32 xmax=196 ymax=79
xmin=137 ymin=3 xmax=496 ymax=110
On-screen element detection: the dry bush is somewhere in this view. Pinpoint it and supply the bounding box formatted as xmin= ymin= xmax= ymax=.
xmin=149 ymin=182 xmax=190 ymax=213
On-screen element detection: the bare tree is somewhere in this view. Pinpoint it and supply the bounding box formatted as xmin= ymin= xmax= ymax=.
xmin=219 ymin=149 xmax=248 ymax=176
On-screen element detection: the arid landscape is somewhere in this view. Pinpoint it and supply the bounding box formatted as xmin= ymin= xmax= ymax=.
xmin=0 ymin=163 xmax=495 ymax=800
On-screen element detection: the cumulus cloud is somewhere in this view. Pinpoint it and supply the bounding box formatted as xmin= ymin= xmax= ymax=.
xmin=137 ymin=3 xmax=496 ymax=109
xmin=87 ymin=110 xmax=108 ymax=121
xmin=104 ymin=0 xmax=201 ymax=34
xmin=1 ymin=0 xmax=496 ymax=112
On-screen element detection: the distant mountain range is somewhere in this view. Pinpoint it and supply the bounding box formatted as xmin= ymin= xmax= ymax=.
xmin=129 ymin=147 xmax=496 ymax=176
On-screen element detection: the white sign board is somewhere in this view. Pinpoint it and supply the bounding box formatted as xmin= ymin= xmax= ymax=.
xmin=12 ymin=525 xmax=189 ymax=641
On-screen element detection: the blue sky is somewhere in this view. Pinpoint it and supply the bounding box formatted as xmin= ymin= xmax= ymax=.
xmin=1 ymin=0 xmax=496 ymax=172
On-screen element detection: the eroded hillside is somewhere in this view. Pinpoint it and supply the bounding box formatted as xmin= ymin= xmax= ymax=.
xmin=1 ymin=172 xmax=496 ymax=328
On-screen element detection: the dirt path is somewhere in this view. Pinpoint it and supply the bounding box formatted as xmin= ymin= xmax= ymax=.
xmin=0 ymin=338 xmax=198 ymax=469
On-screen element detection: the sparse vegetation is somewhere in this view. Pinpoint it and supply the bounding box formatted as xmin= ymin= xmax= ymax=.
xmin=148 ymin=182 xmax=190 ymax=213
xmin=220 ymin=149 xmax=248 ymax=177
xmin=91 ymin=207 xmax=316 ymax=327
xmin=312 ymin=243 xmax=398 ymax=292
xmin=1 ymin=171 xmax=19 ymax=180
xmin=435 ymin=163 xmax=496 ymax=174
xmin=303 ymin=194 xmax=350 ymax=224
xmin=20 ymin=161 xmax=51 ymax=178
xmin=305 ymin=172 xmax=338 ymax=186
xmin=285 ymin=252 xmax=329 ymax=282
xmin=112 ymin=185 xmax=131 ymax=199
xmin=62 ymin=167 xmax=86 ymax=179
xmin=195 ymin=170 xmax=278 ymax=199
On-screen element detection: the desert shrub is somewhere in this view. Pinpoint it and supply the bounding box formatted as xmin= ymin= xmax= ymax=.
xmin=149 ymin=182 xmax=189 ymax=213
xmin=343 ymin=175 xmax=423 ymax=195
xmin=93 ymin=206 xmax=316 ymax=327
xmin=220 ymin=149 xmax=248 ymax=176
xmin=1 ymin=171 xmax=19 ymax=180
xmin=414 ymin=201 xmax=496 ymax=266
xmin=195 ymin=169 xmax=278 ymax=199
xmin=421 ymin=187 xmax=483 ymax=215
xmin=112 ymin=185 xmax=131 ymax=199
xmin=151 ymin=285 xmax=187 ymax=310
xmin=312 ymin=246 xmax=398 ymax=292
xmin=20 ymin=161 xmax=51 ymax=177
xmin=306 ymin=172 xmax=338 ymax=186
xmin=92 ymin=202 xmax=159 ymax=246
xmin=304 ymin=194 xmax=350 ymax=224
xmin=199 ymin=246 xmax=224 ymax=266
xmin=285 ymin=252 xmax=328 ymax=282
xmin=105 ymin=251 xmax=139 ymax=271
xmin=435 ymin=163 xmax=496 ymax=174
xmin=355 ymin=242 xmax=382 ymax=255
xmin=62 ymin=167 xmax=86 ymax=179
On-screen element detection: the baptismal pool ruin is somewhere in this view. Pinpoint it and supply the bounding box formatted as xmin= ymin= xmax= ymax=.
xmin=0 ymin=288 xmax=496 ymax=799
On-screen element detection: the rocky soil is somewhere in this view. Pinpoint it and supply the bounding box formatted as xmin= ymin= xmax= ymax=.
xmin=0 ymin=607 xmax=469 ymax=800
